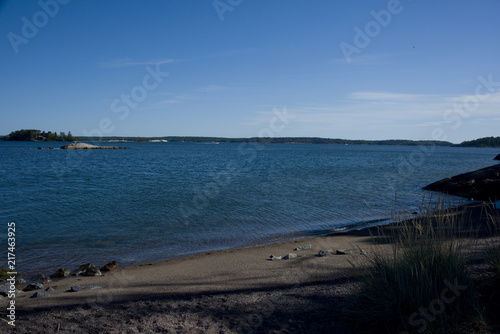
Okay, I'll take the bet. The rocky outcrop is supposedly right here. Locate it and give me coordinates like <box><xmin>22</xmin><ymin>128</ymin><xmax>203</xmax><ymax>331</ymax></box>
<box><xmin>495</xmin><ymin>154</ymin><xmax>500</xmax><ymax>161</ymax></box>
<box><xmin>423</xmin><ymin>164</ymin><xmax>500</xmax><ymax>201</ymax></box>
<box><xmin>60</xmin><ymin>143</ymin><xmax>129</xmax><ymax>150</ymax></box>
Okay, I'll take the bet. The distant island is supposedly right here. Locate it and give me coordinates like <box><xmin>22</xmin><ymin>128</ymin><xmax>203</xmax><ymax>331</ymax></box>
<box><xmin>453</xmin><ymin>136</ymin><xmax>500</xmax><ymax>148</ymax></box>
<box><xmin>2</xmin><ymin>129</ymin><xmax>500</xmax><ymax>148</ymax></box>
<box><xmin>4</xmin><ymin>129</ymin><xmax>79</xmax><ymax>142</ymax></box>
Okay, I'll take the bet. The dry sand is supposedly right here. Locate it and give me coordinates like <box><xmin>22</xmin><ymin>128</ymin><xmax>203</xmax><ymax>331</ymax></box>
<box><xmin>2</xmin><ymin>202</ymin><xmax>498</xmax><ymax>333</ymax></box>
<box><xmin>2</xmin><ymin>232</ymin><xmax>381</xmax><ymax>333</ymax></box>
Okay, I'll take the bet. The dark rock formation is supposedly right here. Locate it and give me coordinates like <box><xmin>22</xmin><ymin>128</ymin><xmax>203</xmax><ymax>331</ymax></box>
<box><xmin>495</xmin><ymin>154</ymin><xmax>500</xmax><ymax>161</ymax></box>
<box><xmin>423</xmin><ymin>164</ymin><xmax>500</xmax><ymax>201</ymax></box>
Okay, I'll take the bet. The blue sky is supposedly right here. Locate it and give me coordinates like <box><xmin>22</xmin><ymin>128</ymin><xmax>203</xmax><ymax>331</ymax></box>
<box><xmin>1</xmin><ymin>0</ymin><xmax>499</xmax><ymax>143</ymax></box>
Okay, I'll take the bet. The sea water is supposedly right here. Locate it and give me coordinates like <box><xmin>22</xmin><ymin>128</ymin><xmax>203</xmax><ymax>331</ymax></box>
<box><xmin>0</xmin><ymin>141</ymin><xmax>497</xmax><ymax>275</ymax></box>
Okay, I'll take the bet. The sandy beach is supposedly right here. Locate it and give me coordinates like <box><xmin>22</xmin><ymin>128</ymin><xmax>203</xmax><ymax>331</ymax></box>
<box><xmin>3</xmin><ymin>202</ymin><xmax>499</xmax><ymax>333</ymax></box>
<box><xmin>4</xmin><ymin>229</ymin><xmax>382</xmax><ymax>333</ymax></box>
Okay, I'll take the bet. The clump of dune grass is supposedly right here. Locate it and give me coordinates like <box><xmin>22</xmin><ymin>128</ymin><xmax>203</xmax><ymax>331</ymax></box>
<box><xmin>487</xmin><ymin>245</ymin><xmax>500</xmax><ymax>275</ymax></box>
<box><xmin>344</xmin><ymin>199</ymin><xmax>489</xmax><ymax>334</ymax></box>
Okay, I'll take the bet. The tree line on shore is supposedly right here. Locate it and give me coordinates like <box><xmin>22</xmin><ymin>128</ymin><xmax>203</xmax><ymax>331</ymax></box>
<box><xmin>4</xmin><ymin>129</ymin><xmax>79</xmax><ymax>142</ymax></box>
<box><xmin>2</xmin><ymin>129</ymin><xmax>500</xmax><ymax>147</ymax></box>
<box><xmin>454</xmin><ymin>136</ymin><xmax>500</xmax><ymax>148</ymax></box>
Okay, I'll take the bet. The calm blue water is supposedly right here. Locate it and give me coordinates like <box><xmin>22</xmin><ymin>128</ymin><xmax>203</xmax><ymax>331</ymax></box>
<box><xmin>0</xmin><ymin>141</ymin><xmax>498</xmax><ymax>276</ymax></box>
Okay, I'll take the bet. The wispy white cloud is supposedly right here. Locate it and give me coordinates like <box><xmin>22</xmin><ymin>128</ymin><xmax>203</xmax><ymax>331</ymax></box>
<box><xmin>349</xmin><ymin>91</ymin><xmax>426</xmax><ymax>101</ymax></box>
<box><xmin>247</xmin><ymin>90</ymin><xmax>500</xmax><ymax>140</ymax></box>
<box><xmin>155</xmin><ymin>93</ymin><xmax>193</xmax><ymax>105</ymax></box>
<box><xmin>330</xmin><ymin>52</ymin><xmax>416</xmax><ymax>66</ymax></box>
<box><xmin>193</xmin><ymin>85</ymin><xmax>228</xmax><ymax>93</ymax></box>
<box><xmin>100</xmin><ymin>58</ymin><xmax>175</xmax><ymax>68</ymax></box>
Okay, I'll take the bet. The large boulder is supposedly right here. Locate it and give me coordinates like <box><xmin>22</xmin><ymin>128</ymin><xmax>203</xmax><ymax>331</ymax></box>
<box><xmin>423</xmin><ymin>164</ymin><xmax>500</xmax><ymax>201</ymax></box>
<box><xmin>495</xmin><ymin>154</ymin><xmax>500</xmax><ymax>161</ymax></box>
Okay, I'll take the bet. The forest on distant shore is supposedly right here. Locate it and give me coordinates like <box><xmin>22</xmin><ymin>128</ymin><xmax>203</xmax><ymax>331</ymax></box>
<box><xmin>2</xmin><ymin>129</ymin><xmax>499</xmax><ymax>148</ymax></box>
<box><xmin>4</xmin><ymin>129</ymin><xmax>79</xmax><ymax>142</ymax></box>
<box><xmin>453</xmin><ymin>136</ymin><xmax>500</xmax><ymax>148</ymax></box>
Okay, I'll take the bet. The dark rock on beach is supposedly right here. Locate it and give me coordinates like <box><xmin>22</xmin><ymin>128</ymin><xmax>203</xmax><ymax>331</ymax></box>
<box><xmin>78</xmin><ymin>263</ymin><xmax>94</xmax><ymax>272</ymax></box>
<box><xmin>0</xmin><ymin>283</ymin><xmax>18</xmax><ymax>296</ymax></box>
<box><xmin>84</xmin><ymin>267</ymin><xmax>102</xmax><ymax>276</ymax></box>
<box><xmin>423</xmin><ymin>163</ymin><xmax>500</xmax><ymax>201</ymax></box>
<box><xmin>294</xmin><ymin>244</ymin><xmax>311</xmax><ymax>251</ymax></box>
<box><xmin>318</xmin><ymin>250</ymin><xmax>334</xmax><ymax>257</ymax></box>
<box><xmin>76</xmin><ymin>264</ymin><xmax>102</xmax><ymax>276</ymax></box>
<box><xmin>22</xmin><ymin>283</ymin><xmax>44</xmax><ymax>292</ymax></box>
<box><xmin>60</xmin><ymin>143</ymin><xmax>129</xmax><ymax>150</ymax></box>
<box><xmin>100</xmin><ymin>261</ymin><xmax>117</xmax><ymax>272</ymax></box>
<box><xmin>30</xmin><ymin>291</ymin><xmax>50</xmax><ymax>298</ymax></box>
<box><xmin>283</xmin><ymin>253</ymin><xmax>297</xmax><ymax>260</ymax></box>
<box><xmin>53</xmin><ymin>268</ymin><xmax>71</xmax><ymax>278</ymax></box>
<box><xmin>70</xmin><ymin>285</ymin><xmax>102</xmax><ymax>292</ymax></box>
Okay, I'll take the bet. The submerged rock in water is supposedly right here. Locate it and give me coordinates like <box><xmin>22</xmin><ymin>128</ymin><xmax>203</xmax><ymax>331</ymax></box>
<box><xmin>495</xmin><ymin>154</ymin><xmax>500</xmax><ymax>161</ymax></box>
<box><xmin>423</xmin><ymin>164</ymin><xmax>500</xmax><ymax>201</ymax></box>
<box><xmin>60</xmin><ymin>143</ymin><xmax>129</xmax><ymax>150</ymax></box>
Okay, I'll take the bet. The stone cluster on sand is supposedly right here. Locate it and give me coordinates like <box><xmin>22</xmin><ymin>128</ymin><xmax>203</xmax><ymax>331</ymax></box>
<box><xmin>268</xmin><ymin>244</ymin><xmax>360</xmax><ymax>261</ymax></box>
<box><xmin>0</xmin><ymin>261</ymin><xmax>118</xmax><ymax>299</ymax></box>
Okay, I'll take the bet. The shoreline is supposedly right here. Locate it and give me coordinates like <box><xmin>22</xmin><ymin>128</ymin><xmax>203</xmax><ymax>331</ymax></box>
<box><xmin>15</xmin><ymin>201</ymin><xmax>469</xmax><ymax>280</ymax></box>
<box><xmin>3</xmin><ymin>201</ymin><xmax>498</xmax><ymax>333</ymax></box>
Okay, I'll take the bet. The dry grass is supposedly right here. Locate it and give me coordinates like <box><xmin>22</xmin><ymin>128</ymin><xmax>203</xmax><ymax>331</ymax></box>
<box><xmin>344</xmin><ymin>199</ymin><xmax>500</xmax><ymax>334</ymax></box>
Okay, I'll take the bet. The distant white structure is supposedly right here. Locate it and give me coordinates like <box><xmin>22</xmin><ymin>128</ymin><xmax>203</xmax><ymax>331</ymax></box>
<box><xmin>149</xmin><ymin>139</ymin><xmax>169</xmax><ymax>143</ymax></box>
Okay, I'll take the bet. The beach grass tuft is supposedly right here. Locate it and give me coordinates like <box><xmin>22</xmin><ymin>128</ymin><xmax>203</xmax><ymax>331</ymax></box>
<box><xmin>343</xmin><ymin>199</ymin><xmax>499</xmax><ymax>333</ymax></box>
